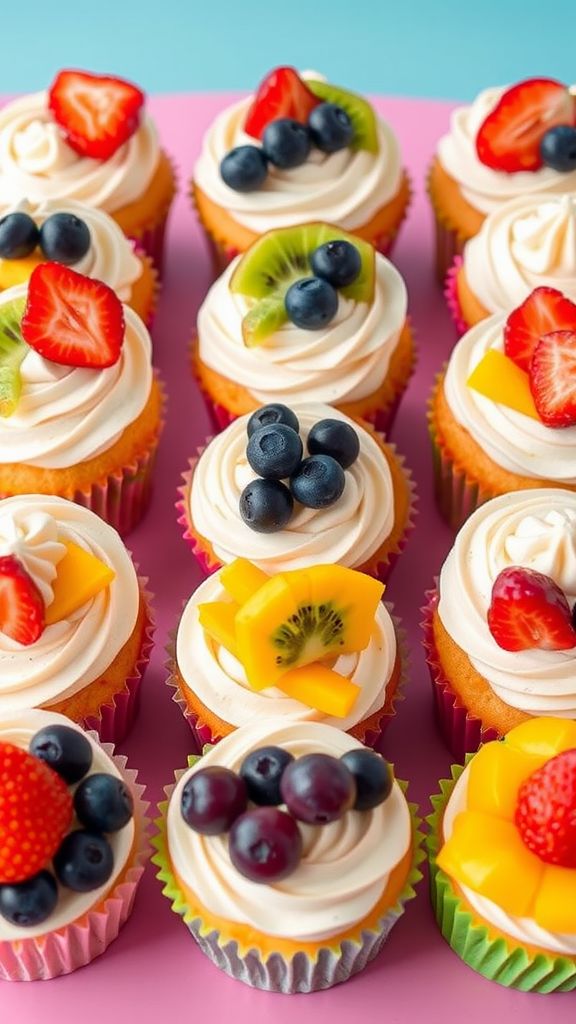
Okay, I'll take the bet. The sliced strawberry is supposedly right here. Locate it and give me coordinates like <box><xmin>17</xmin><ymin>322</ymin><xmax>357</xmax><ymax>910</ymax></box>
<box><xmin>0</xmin><ymin>555</ymin><xmax>45</xmax><ymax>646</ymax></box>
<box><xmin>529</xmin><ymin>329</ymin><xmax>576</xmax><ymax>427</ymax></box>
<box><xmin>487</xmin><ymin>566</ymin><xmax>576</xmax><ymax>652</ymax></box>
<box><xmin>48</xmin><ymin>69</ymin><xmax>144</xmax><ymax>160</ymax></box>
<box><xmin>516</xmin><ymin>750</ymin><xmax>576</xmax><ymax>867</ymax></box>
<box><xmin>504</xmin><ymin>287</ymin><xmax>576</xmax><ymax>372</ymax></box>
<box><xmin>476</xmin><ymin>78</ymin><xmax>575</xmax><ymax>173</ymax></box>
<box><xmin>244</xmin><ymin>67</ymin><xmax>321</xmax><ymax>140</ymax></box>
<box><xmin>21</xmin><ymin>263</ymin><xmax>125</xmax><ymax>369</ymax></box>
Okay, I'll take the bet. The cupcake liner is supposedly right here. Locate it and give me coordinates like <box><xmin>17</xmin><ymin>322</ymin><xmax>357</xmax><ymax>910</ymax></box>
<box><xmin>444</xmin><ymin>256</ymin><xmax>468</xmax><ymax>337</ymax></box>
<box><xmin>426</xmin><ymin>160</ymin><xmax>470</xmax><ymax>284</ymax></box>
<box><xmin>427</xmin><ymin>764</ymin><xmax>576</xmax><ymax>992</ymax></box>
<box><xmin>0</xmin><ymin>739</ymin><xmax>149</xmax><ymax>982</ymax></box>
<box><xmin>133</xmin><ymin>245</ymin><xmax>161</xmax><ymax>330</ymax></box>
<box><xmin>152</xmin><ymin>769</ymin><xmax>424</xmax><ymax>993</ymax></box>
<box><xmin>127</xmin><ymin>155</ymin><xmax>178</xmax><ymax>276</ymax></box>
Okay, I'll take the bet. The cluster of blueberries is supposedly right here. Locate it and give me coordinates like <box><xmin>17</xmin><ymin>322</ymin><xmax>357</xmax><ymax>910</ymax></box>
<box><xmin>0</xmin><ymin>211</ymin><xmax>92</xmax><ymax>265</ymax></box>
<box><xmin>284</xmin><ymin>238</ymin><xmax>362</xmax><ymax>331</ymax></box>
<box><xmin>180</xmin><ymin>744</ymin><xmax>393</xmax><ymax>883</ymax></box>
<box><xmin>540</xmin><ymin>125</ymin><xmax>576</xmax><ymax>172</ymax></box>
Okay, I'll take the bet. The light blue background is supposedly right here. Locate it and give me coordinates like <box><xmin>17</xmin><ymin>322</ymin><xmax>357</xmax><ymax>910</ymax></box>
<box><xmin>2</xmin><ymin>0</ymin><xmax>573</xmax><ymax>100</ymax></box>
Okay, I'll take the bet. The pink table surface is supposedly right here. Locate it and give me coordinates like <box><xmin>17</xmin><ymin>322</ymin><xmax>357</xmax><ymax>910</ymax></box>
<box><xmin>2</xmin><ymin>93</ymin><xmax>573</xmax><ymax>1023</ymax></box>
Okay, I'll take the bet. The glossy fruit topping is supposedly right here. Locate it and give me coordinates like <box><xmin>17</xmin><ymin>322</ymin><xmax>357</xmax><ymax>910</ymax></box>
<box><xmin>504</xmin><ymin>286</ymin><xmax>576</xmax><ymax>372</ymax></box>
<box><xmin>530</xmin><ymin>329</ymin><xmax>576</xmax><ymax>427</ymax></box>
<box><xmin>247</xmin><ymin>403</ymin><xmax>300</xmax><ymax>438</ymax></box>
<box><xmin>280</xmin><ymin>753</ymin><xmax>356</xmax><ymax>824</ymax></box>
<box><xmin>307</xmin><ymin>418</ymin><xmax>360</xmax><ymax>469</ymax></box>
<box><xmin>0</xmin><ymin>870</ymin><xmax>58</xmax><ymax>927</ymax></box>
<box><xmin>540</xmin><ymin>124</ymin><xmax>576</xmax><ymax>172</ymax></box>
<box><xmin>53</xmin><ymin>830</ymin><xmax>114</xmax><ymax>892</ymax></box>
<box><xmin>0</xmin><ymin>298</ymin><xmax>28</xmax><ymax>418</ymax></box>
<box><xmin>476</xmin><ymin>78</ymin><xmax>575</xmax><ymax>173</ymax></box>
<box><xmin>29</xmin><ymin>724</ymin><xmax>93</xmax><ymax>785</ymax></box>
<box><xmin>246</xmin><ymin>423</ymin><xmax>303</xmax><ymax>480</ymax></box>
<box><xmin>45</xmin><ymin>541</ymin><xmax>115</xmax><ymax>626</ymax></box>
<box><xmin>306</xmin><ymin>79</ymin><xmax>379</xmax><ymax>153</ymax></box>
<box><xmin>0</xmin><ymin>555</ymin><xmax>45</xmax><ymax>646</ymax></box>
<box><xmin>220</xmin><ymin>145</ymin><xmax>269</xmax><ymax>192</ymax></box>
<box><xmin>487</xmin><ymin>566</ymin><xmax>576</xmax><ymax>652</ymax></box>
<box><xmin>48</xmin><ymin>70</ymin><xmax>145</xmax><ymax>160</ymax></box>
<box><xmin>239</xmin><ymin>746</ymin><xmax>294</xmax><ymax>806</ymax></box>
<box><xmin>308</xmin><ymin>102</ymin><xmax>354</xmax><ymax>153</ymax></box>
<box><xmin>180</xmin><ymin>766</ymin><xmax>247</xmax><ymax>835</ymax></box>
<box><xmin>228</xmin><ymin>806</ymin><xmax>303</xmax><ymax>882</ymax></box>
<box><xmin>290</xmin><ymin>453</ymin><xmax>345</xmax><ymax>508</ymax></box>
<box><xmin>340</xmin><ymin>749</ymin><xmax>393</xmax><ymax>811</ymax></box>
<box><xmin>74</xmin><ymin>773</ymin><xmax>134</xmax><ymax>833</ymax></box>
<box><xmin>220</xmin><ymin>558</ymin><xmax>269</xmax><ymax>604</ymax></box>
<box><xmin>262</xmin><ymin>118</ymin><xmax>311</xmax><ymax>169</ymax></box>
<box><xmin>244</xmin><ymin>67</ymin><xmax>320</xmax><ymax>141</ymax></box>
<box><xmin>39</xmin><ymin>212</ymin><xmax>91</xmax><ymax>266</ymax></box>
<box><xmin>516</xmin><ymin>749</ymin><xmax>576</xmax><ymax>867</ymax></box>
<box><xmin>0</xmin><ymin>213</ymin><xmax>39</xmax><ymax>260</ymax></box>
<box><xmin>310</xmin><ymin>239</ymin><xmax>361</xmax><ymax>289</ymax></box>
<box><xmin>239</xmin><ymin>478</ymin><xmax>294</xmax><ymax>533</ymax></box>
<box><xmin>284</xmin><ymin>277</ymin><xmax>339</xmax><ymax>330</ymax></box>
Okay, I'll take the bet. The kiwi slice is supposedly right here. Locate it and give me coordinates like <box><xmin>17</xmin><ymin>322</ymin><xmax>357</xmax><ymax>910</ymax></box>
<box><xmin>306</xmin><ymin>80</ymin><xmax>379</xmax><ymax>154</ymax></box>
<box><xmin>242</xmin><ymin>295</ymin><xmax>291</xmax><ymax>348</ymax></box>
<box><xmin>0</xmin><ymin>298</ymin><xmax>27</xmax><ymax>417</ymax></box>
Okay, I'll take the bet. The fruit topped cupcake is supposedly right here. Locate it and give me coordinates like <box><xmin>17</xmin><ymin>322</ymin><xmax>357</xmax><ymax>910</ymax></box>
<box><xmin>192</xmin><ymin>67</ymin><xmax>410</xmax><ymax>272</ymax></box>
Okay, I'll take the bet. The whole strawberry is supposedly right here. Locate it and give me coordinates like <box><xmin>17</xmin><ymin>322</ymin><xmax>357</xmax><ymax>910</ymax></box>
<box><xmin>516</xmin><ymin>749</ymin><xmax>576</xmax><ymax>867</ymax></box>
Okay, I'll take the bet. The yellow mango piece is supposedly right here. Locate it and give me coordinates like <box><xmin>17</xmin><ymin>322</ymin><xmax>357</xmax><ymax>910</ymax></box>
<box><xmin>45</xmin><ymin>542</ymin><xmax>115</xmax><ymax>625</ymax></box>
<box><xmin>437</xmin><ymin>811</ymin><xmax>544</xmax><ymax>916</ymax></box>
<box><xmin>279</xmin><ymin>664</ymin><xmax>360</xmax><ymax>718</ymax></box>
<box><xmin>467</xmin><ymin>349</ymin><xmax>540</xmax><ymax>421</ymax></box>
<box><xmin>0</xmin><ymin>252</ymin><xmax>44</xmax><ymax>289</ymax></box>
<box><xmin>505</xmin><ymin>718</ymin><xmax>576</xmax><ymax>759</ymax></box>
<box><xmin>197</xmin><ymin>601</ymin><xmax>239</xmax><ymax>657</ymax></box>
<box><xmin>466</xmin><ymin>741</ymin><xmax>545</xmax><ymax>820</ymax></box>
<box><xmin>219</xmin><ymin>559</ymin><xmax>269</xmax><ymax>605</ymax></box>
<box><xmin>533</xmin><ymin>865</ymin><xmax>576</xmax><ymax>933</ymax></box>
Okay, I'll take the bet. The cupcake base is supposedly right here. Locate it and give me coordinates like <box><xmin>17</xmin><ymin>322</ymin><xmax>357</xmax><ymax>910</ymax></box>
<box><xmin>112</xmin><ymin>150</ymin><xmax>177</xmax><ymax>275</ymax></box>
<box><xmin>427</xmin><ymin>158</ymin><xmax>484</xmax><ymax>283</ymax></box>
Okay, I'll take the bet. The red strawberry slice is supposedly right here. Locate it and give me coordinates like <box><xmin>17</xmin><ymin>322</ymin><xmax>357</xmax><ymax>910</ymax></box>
<box><xmin>504</xmin><ymin>287</ymin><xmax>576</xmax><ymax>372</ymax></box>
<box><xmin>244</xmin><ymin>67</ymin><xmax>321</xmax><ymax>140</ymax></box>
<box><xmin>516</xmin><ymin>749</ymin><xmax>576</xmax><ymax>867</ymax></box>
<box><xmin>21</xmin><ymin>262</ymin><xmax>125</xmax><ymax>369</ymax></box>
<box><xmin>48</xmin><ymin>69</ymin><xmax>144</xmax><ymax>160</ymax></box>
<box><xmin>476</xmin><ymin>78</ymin><xmax>575</xmax><ymax>172</ymax></box>
<box><xmin>487</xmin><ymin>566</ymin><xmax>576</xmax><ymax>652</ymax></box>
<box><xmin>0</xmin><ymin>555</ymin><xmax>45</xmax><ymax>646</ymax></box>
<box><xmin>530</xmin><ymin>329</ymin><xmax>576</xmax><ymax>427</ymax></box>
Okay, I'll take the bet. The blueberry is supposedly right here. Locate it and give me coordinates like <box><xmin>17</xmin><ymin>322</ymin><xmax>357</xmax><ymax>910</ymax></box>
<box><xmin>290</xmin><ymin>454</ymin><xmax>345</xmax><ymax>509</ymax></box>
<box><xmin>540</xmin><ymin>125</ymin><xmax>576</xmax><ymax>172</ymax></box>
<box><xmin>220</xmin><ymin>146</ymin><xmax>268</xmax><ymax>192</ymax></box>
<box><xmin>239</xmin><ymin>478</ymin><xmax>293</xmax><ymax>532</ymax></box>
<box><xmin>74</xmin><ymin>773</ymin><xmax>134</xmax><ymax>833</ymax></box>
<box><xmin>285</xmin><ymin>277</ymin><xmax>338</xmax><ymax>330</ymax></box>
<box><xmin>0</xmin><ymin>870</ymin><xmax>58</xmax><ymax>927</ymax></box>
<box><xmin>340</xmin><ymin>749</ymin><xmax>393</xmax><ymax>811</ymax></box>
<box><xmin>307</xmin><ymin>418</ymin><xmax>360</xmax><ymax>469</ymax></box>
<box><xmin>30</xmin><ymin>724</ymin><xmax>93</xmax><ymax>785</ymax></box>
<box><xmin>239</xmin><ymin>746</ymin><xmax>294</xmax><ymax>805</ymax></box>
<box><xmin>54</xmin><ymin>830</ymin><xmax>114</xmax><ymax>892</ymax></box>
<box><xmin>308</xmin><ymin>103</ymin><xmax>354</xmax><ymax>153</ymax></box>
<box><xmin>246</xmin><ymin>423</ymin><xmax>303</xmax><ymax>479</ymax></box>
<box><xmin>262</xmin><ymin>118</ymin><xmax>311</xmax><ymax>169</ymax></box>
<box><xmin>247</xmin><ymin>404</ymin><xmax>300</xmax><ymax>438</ymax></box>
<box><xmin>39</xmin><ymin>212</ymin><xmax>91</xmax><ymax>265</ymax></box>
<box><xmin>311</xmin><ymin>240</ymin><xmax>361</xmax><ymax>288</ymax></box>
<box><xmin>0</xmin><ymin>212</ymin><xmax>39</xmax><ymax>259</ymax></box>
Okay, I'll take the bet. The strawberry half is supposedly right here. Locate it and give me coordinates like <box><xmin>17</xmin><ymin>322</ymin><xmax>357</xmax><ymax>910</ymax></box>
<box><xmin>0</xmin><ymin>555</ymin><xmax>45</xmax><ymax>646</ymax></box>
<box><xmin>48</xmin><ymin>69</ymin><xmax>145</xmax><ymax>160</ymax></box>
<box><xmin>21</xmin><ymin>263</ymin><xmax>125</xmax><ymax>369</ymax></box>
<box><xmin>529</xmin><ymin>329</ymin><xmax>576</xmax><ymax>427</ymax></box>
<box><xmin>487</xmin><ymin>566</ymin><xmax>576</xmax><ymax>652</ymax></box>
<box><xmin>476</xmin><ymin>78</ymin><xmax>575</xmax><ymax>173</ymax></box>
<box><xmin>516</xmin><ymin>749</ymin><xmax>576</xmax><ymax>867</ymax></box>
<box><xmin>504</xmin><ymin>287</ymin><xmax>576</xmax><ymax>372</ymax></box>
<box><xmin>244</xmin><ymin>67</ymin><xmax>321</xmax><ymax>140</ymax></box>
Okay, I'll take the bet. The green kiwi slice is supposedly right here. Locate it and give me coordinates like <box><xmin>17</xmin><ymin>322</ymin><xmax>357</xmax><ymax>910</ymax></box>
<box><xmin>0</xmin><ymin>298</ymin><xmax>27</xmax><ymax>417</ymax></box>
<box><xmin>306</xmin><ymin>80</ymin><xmax>379</xmax><ymax>155</ymax></box>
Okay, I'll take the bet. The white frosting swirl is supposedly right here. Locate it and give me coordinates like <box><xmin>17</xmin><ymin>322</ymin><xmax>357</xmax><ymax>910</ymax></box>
<box><xmin>0</xmin><ymin>495</ymin><xmax>139</xmax><ymax>710</ymax></box>
<box><xmin>0</xmin><ymin>708</ymin><xmax>134</xmax><ymax>941</ymax></box>
<box><xmin>189</xmin><ymin>404</ymin><xmax>395</xmax><ymax>571</ymax></box>
<box><xmin>437</xmin><ymin>85</ymin><xmax>576</xmax><ymax>216</ymax></box>
<box><xmin>444</xmin><ymin>314</ymin><xmax>576</xmax><ymax>482</ymax></box>
<box><xmin>0</xmin><ymin>92</ymin><xmax>160</xmax><ymax>214</ymax></box>
<box><xmin>443</xmin><ymin>764</ymin><xmax>576</xmax><ymax>954</ymax></box>
<box><xmin>176</xmin><ymin>571</ymin><xmax>397</xmax><ymax>730</ymax></box>
<box><xmin>438</xmin><ymin>489</ymin><xmax>576</xmax><ymax>716</ymax></box>
<box><xmin>198</xmin><ymin>253</ymin><xmax>407</xmax><ymax>404</ymax></box>
<box><xmin>0</xmin><ymin>282</ymin><xmax>153</xmax><ymax>469</ymax></box>
<box><xmin>167</xmin><ymin>718</ymin><xmax>411</xmax><ymax>942</ymax></box>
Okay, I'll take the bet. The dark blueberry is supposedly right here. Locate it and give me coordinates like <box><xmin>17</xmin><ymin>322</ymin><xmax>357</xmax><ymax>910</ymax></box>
<box><xmin>340</xmin><ymin>749</ymin><xmax>393</xmax><ymax>811</ymax></box>
<box><xmin>311</xmin><ymin>240</ymin><xmax>361</xmax><ymax>288</ymax></box>
<box><xmin>246</xmin><ymin>423</ymin><xmax>303</xmax><ymax>479</ymax></box>
<box><xmin>74</xmin><ymin>773</ymin><xmax>134</xmax><ymax>833</ymax></box>
<box><xmin>54</xmin><ymin>830</ymin><xmax>114</xmax><ymax>892</ymax></box>
<box><xmin>239</xmin><ymin>478</ymin><xmax>293</xmax><ymax>532</ymax></box>
<box><xmin>39</xmin><ymin>213</ymin><xmax>91</xmax><ymax>265</ymax></box>
<box><xmin>308</xmin><ymin>103</ymin><xmax>354</xmax><ymax>153</ymax></box>
<box><xmin>540</xmin><ymin>125</ymin><xmax>576</xmax><ymax>173</ymax></box>
<box><xmin>290</xmin><ymin>454</ymin><xmax>345</xmax><ymax>509</ymax></box>
<box><xmin>239</xmin><ymin>746</ymin><xmax>295</xmax><ymax>806</ymax></box>
<box><xmin>180</xmin><ymin>766</ymin><xmax>247</xmax><ymax>835</ymax></box>
<box><xmin>29</xmin><ymin>724</ymin><xmax>93</xmax><ymax>784</ymax></box>
<box><xmin>220</xmin><ymin>146</ymin><xmax>268</xmax><ymax>192</ymax></box>
<box><xmin>247</xmin><ymin>403</ymin><xmax>300</xmax><ymax>438</ymax></box>
<box><xmin>262</xmin><ymin>118</ymin><xmax>311</xmax><ymax>169</ymax></box>
<box><xmin>0</xmin><ymin>212</ymin><xmax>39</xmax><ymax>259</ymax></box>
<box><xmin>280</xmin><ymin>753</ymin><xmax>356</xmax><ymax>824</ymax></box>
<box><xmin>229</xmin><ymin>807</ymin><xmax>302</xmax><ymax>882</ymax></box>
<box><xmin>307</xmin><ymin>418</ymin><xmax>360</xmax><ymax>469</ymax></box>
<box><xmin>284</xmin><ymin>277</ymin><xmax>338</xmax><ymax>330</ymax></box>
<box><xmin>0</xmin><ymin>870</ymin><xmax>57</xmax><ymax>927</ymax></box>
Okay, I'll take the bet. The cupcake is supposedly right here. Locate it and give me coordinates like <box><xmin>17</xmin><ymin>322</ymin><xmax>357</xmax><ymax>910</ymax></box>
<box><xmin>0</xmin><ymin>493</ymin><xmax>153</xmax><ymax>742</ymax></box>
<box><xmin>153</xmin><ymin>718</ymin><xmax>422</xmax><ymax>993</ymax></box>
<box><xmin>0</xmin><ymin>708</ymin><xmax>147</xmax><ymax>981</ymax></box>
<box><xmin>0</xmin><ymin>199</ymin><xmax>157</xmax><ymax>325</ymax></box>
<box><xmin>428</xmin><ymin>718</ymin><xmax>576</xmax><ymax>991</ymax></box>
<box><xmin>192</xmin><ymin>223</ymin><xmax>413</xmax><ymax>432</ymax></box>
<box><xmin>0</xmin><ymin>262</ymin><xmax>163</xmax><ymax>535</ymax></box>
<box><xmin>429</xmin><ymin>77</ymin><xmax>576</xmax><ymax>280</ymax></box>
<box><xmin>423</xmin><ymin>488</ymin><xmax>576</xmax><ymax>760</ymax></box>
<box><xmin>0</xmin><ymin>70</ymin><xmax>176</xmax><ymax>269</ymax></box>
<box><xmin>167</xmin><ymin>559</ymin><xmax>404</xmax><ymax>749</ymax></box>
<box><xmin>191</xmin><ymin>66</ymin><xmax>410</xmax><ymax>273</ymax></box>
<box><xmin>177</xmin><ymin>402</ymin><xmax>415</xmax><ymax>583</ymax></box>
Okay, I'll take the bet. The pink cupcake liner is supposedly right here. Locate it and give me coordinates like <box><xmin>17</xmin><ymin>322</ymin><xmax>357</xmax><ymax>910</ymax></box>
<box><xmin>132</xmin><ymin>245</ymin><xmax>160</xmax><ymax>331</ymax></box>
<box><xmin>444</xmin><ymin>256</ymin><xmax>468</xmax><ymax>337</ymax></box>
<box><xmin>0</xmin><ymin>741</ymin><xmax>149</xmax><ymax>981</ymax></box>
<box><xmin>127</xmin><ymin>154</ymin><xmax>178</xmax><ymax>277</ymax></box>
<box><xmin>421</xmin><ymin>587</ymin><xmax>500</xmax><ymax>761</ymax></box>
<box><xmin>71</xmin><ymin>443</ymin><xmax>158</xmax><ymax>538</ymax></box>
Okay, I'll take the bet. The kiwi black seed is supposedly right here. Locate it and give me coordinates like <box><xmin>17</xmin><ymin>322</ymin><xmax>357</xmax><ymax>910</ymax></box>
<box><xmin>272</xmin><ymin>602</ymin><xmax>345</xmax><ymax>666</ymax></box>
